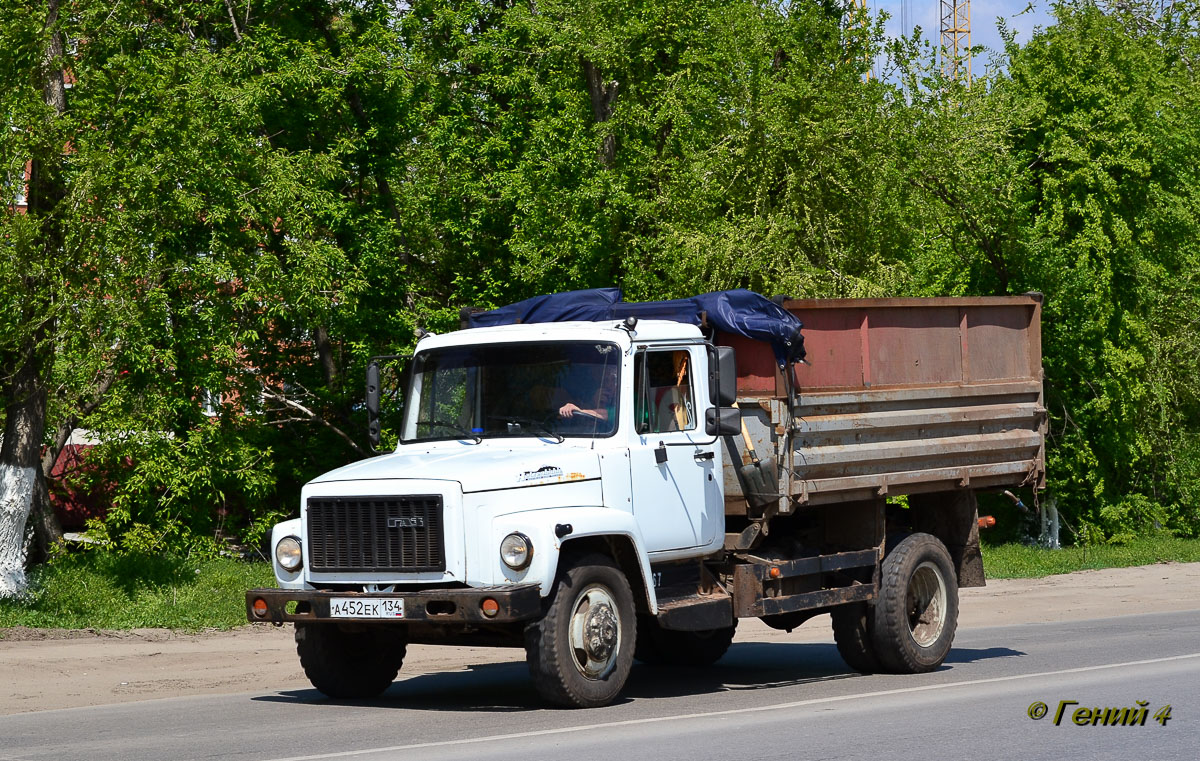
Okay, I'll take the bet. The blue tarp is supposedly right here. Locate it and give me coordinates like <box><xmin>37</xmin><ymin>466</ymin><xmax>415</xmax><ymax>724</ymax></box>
<box><xmin>466</xmin><ymin>288</ymin><xmax>805</xmax><ymax>367</ymax></box>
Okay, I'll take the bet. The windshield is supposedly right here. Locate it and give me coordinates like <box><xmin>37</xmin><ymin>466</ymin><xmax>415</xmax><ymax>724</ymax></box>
<box><xmin>401</xmin><ymin>341</ymin><xmax>621</xmax><ymax>443</ymax></box>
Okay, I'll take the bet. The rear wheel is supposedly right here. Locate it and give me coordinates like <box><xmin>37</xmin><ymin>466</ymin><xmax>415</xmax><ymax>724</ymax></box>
<box><xmin>295</xmin><ymin>623</ymin><xmax>407</xmax><ymax>699</ymax></box>
<box><xmin>525</xmin><ymin>553</ymin><xmax>636</xmax><ymax>708</ymax></box>
<box><xmin>870</xmin><ymin>532</ymin><xmax>958</xmax><ymax>673</ymax></box>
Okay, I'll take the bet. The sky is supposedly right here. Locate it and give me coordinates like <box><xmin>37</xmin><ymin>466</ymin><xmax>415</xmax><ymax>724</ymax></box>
<box><xmin>870</xmin><ymin>0</ymin><xmax>1059</xmax><ymax>76</ymax></box>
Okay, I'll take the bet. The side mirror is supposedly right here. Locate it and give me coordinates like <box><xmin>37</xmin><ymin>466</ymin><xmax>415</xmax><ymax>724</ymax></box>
<box><xmin>708</xmin><ymin>345</ymin><xmax>737</xmax><ymax>407</ymax></box>
<box><xmin>365</xmin><ymin>353</ymin><xmax>412</xmax><ymax>455</ymax></box>
<box><xmin>705</xmin><ymin>406</ymin><xmax>740</xmax><ymax>437</ymax></box>
<box><xmin>366</xmin><ymin>360</ymin><xmax>382</xmax><ymax>452</ymax></box>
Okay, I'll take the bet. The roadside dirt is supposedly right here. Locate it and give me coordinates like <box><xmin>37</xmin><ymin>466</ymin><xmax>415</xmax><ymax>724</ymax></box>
<box><xmin>2</xmin><ymin>562</ymin><xmax>1198</xmax><ymax>715</ymax></box>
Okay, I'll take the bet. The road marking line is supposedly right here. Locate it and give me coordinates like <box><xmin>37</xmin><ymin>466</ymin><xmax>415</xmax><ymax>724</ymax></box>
<box><xmin>264</xmin><ymin>652</ymin><xmax>1200</xmax><ymax>761</ymax></box>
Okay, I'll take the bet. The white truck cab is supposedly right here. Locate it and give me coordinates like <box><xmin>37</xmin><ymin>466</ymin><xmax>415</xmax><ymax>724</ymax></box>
<box><xmin>250</xmin><ymin>316</ymin><xmax>743</xmax><ymax>708</ymax></box>
<box><xmin>273</xmin><ymin>319</ymin><xmax>729</xmax><ymax>589</ymax></box>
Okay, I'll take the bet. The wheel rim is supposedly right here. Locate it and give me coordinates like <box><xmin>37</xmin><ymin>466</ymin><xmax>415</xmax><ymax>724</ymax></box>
<box><xmin>568</xmin><ymin>584</ymin><xmax>622</xmax><ymax>680</ymax></box>
<box><xmin>906</xmin><ymin>561</ymin><xmax>948</xmax><ymax>648</ymax></box>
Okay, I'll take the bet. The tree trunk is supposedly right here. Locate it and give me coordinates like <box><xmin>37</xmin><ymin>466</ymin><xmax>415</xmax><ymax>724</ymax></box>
<box><xmin>314</xmin><ymin>325</ymin><xmax>340</xmax><ymax>392</ymax></box>
<box><xmin>0</xmin><ymin>350</ymin><xmax>48</xmax><ymax>597</ymax></box>
<box><xmin>581</xmin><ymin>58</ymin><xmax>619</xmax><ymax>166</ymax></box>
<box><xmin>0</xmin><ymin>467</ymin><xmax>36</xmax><ymax>596</ymax></box>
<box><xmin>26</xmin><ymin>417</ymin><xmax>74</xmax><ymax>564</ymax></box>
<box><xmin>27</xmin><ymin>469</ymin><xmax>60</xmax><ymax>565</ymax></box>
<box><xmin>29</xmin><ymin>372</ymin><xmax>113</xmax><ymax>561</ymax></box>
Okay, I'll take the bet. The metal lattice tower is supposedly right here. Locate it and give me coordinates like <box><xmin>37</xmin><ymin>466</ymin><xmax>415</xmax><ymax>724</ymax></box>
<box><xmin>940</xmin><ymin>0</ymin><xmax>972</xmax><ymax>84</ymax></box>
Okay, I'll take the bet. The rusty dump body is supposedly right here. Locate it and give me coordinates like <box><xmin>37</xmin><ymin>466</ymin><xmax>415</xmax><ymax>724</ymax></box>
<box><xmin>718</xmin><ymin>294</ymin><xmax>1046</xmax><ymax>514</ymax></box>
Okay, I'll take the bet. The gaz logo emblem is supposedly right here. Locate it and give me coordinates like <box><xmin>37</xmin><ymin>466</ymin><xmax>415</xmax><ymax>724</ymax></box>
<box><xmin>387</xmin><ymin>517</ymin><xmax>425</xmax><ymax>529</ymax></box>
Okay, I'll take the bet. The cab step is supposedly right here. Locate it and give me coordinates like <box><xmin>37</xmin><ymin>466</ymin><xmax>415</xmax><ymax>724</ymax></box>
<box><xmin>654</xmin><ymin>587</ymin><xmax>734</xmax><ymax>631</ymax></box>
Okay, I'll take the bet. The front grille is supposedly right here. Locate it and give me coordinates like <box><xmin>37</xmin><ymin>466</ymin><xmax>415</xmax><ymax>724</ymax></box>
<box><xmin>307</xmin><ymin>495</ymin><xmax>446</xmax><ymax>573</ymax></box>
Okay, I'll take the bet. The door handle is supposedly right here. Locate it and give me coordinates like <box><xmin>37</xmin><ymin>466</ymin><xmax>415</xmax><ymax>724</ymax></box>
<box><xmin>655</xmin><ymin>441</ymin><xmax>668</xmax><ymax>465</ymax></box>
<box><xmin>693</xmin><ymin>451</ymin><xmax>715</xmax><ymax>462</ymax></box>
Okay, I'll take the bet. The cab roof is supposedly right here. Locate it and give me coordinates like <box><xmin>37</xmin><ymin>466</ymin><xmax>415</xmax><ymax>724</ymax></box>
<box><xmin>418</xmin><ymin>319</ymin><xmax>703</xmax><ymax>352</ymax></box>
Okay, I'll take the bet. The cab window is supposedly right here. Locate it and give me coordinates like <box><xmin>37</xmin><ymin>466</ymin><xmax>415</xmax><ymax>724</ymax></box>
<box><xmin>634</xmin><ymin>349</ymin><xmax>695</xmax><ymax>434</ymax></box>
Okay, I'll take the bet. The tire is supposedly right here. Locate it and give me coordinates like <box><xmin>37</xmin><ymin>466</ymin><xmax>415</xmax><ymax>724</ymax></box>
<box><xmin>525</xmin><ymin>553</ymin><xmax>636</xmax><ymax>708</ymax></box>
<box><xmin>830</xmin><ymin>603</ymin><xmax>881</xmax><ymax>673</ymax></box>
<box><xmin>295</xmin><ymin>622</ymin><xmax>407</xmax><ymax>699</ymax></box>
<box><xmin>870</xmin><ymin>532</ymin><xmax>959</xmax><ymax>673</ymax></box>
<box><xmin>635</xmin><ymin>618</ymin><xmax>737</xmax><ymax>667</ymax></box>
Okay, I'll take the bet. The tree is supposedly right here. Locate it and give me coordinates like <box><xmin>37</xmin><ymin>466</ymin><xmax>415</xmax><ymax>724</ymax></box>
<box><xmin>4</xmin><ymin>0</ymin><xmax>1199</xmax><ymax>593</ymax></box>
<box><xmin>975</xmin><ymin>1</ymin><xmax>1200</xmax><ymax>540</ymax></box>
<box><xmin>1</xmin><ymin>1</ymin><xmax>379</xmax><ymax>592</ymax></box>
<box><xmin>1</xmin><ymin>0</ymin><xmax>69</xmax><ymax>595</ymax></box>
<box><xmin>889</xmin><ymin>0</ymin><xmax>1200</xmax><ymax>540</ymax></box>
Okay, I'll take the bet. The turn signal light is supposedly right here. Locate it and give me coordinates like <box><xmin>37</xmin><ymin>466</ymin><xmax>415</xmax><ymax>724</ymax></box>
<box><xmin>480</xmin><ymin>598</ymin><xmax>500</xmax><ymax>618</ymax></box>
<box><xmin>252</xmin><ymin>598</ymin><xmax>269</xmax><ymax>618</ymax></box>
<box><xmin>978</xmin><ymin>515</ymin><xmax>997</xmax><ymax>529</ymax></box>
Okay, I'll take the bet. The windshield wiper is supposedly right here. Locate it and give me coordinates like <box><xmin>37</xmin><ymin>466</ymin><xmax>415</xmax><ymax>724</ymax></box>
<box><xmin>425</xmin><ymin>420</ymin><xmax>482</xmax><ymax>444</ymax></box>
<box><xmin>489</xmin><ymin>415</ymin><xmax>564</xmax><ymax>443</ymax></box>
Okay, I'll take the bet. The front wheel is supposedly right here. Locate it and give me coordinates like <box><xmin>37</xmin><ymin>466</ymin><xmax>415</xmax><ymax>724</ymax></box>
<box><xmin>870</xmin><ymin>532</ymin><xmax>959</xmax><ymax>673</ymax></box>
<box><xmin>525</xmin><ymin>553</ymin><xmax>636</xmax><ymax>708</ymax></box>
<box><xmin>295</xmin><ymin>623</ymin><xmax>407</xmax><ymax>699</ymax></box>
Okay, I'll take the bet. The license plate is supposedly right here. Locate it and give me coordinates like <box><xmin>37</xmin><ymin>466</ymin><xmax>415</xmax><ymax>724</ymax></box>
<box><xmin>329</xmin><ymin>597</ymin><xmax>405</xmax><ymax>619</ymax></box>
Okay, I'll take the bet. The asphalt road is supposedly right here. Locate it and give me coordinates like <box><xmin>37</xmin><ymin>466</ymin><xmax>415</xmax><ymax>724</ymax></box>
<box><xmin>2</xmin><ymin>610</ymin><xmax>1197</xmax><ymax>761</ymax></box>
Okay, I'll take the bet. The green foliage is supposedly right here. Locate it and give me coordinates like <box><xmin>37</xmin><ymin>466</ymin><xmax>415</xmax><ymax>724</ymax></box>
<box><xmin>862</xmin><ymin>0</ymin><xmax>1200</xmax><ymax>543</ymax></box>
<box><xmin>3</xmin><ymin>0</ymin><xmax>1199</xmax><ymax>560</ymax></box>
<box><xmin>78</xmin><ymin>425</ymin><xmax>278</xmax><ymax>557</ymax></box>
<box><xmin>992</xmin><ymin>2</ymin><xmax>1200</xmax><ymax>543</ymax></box>
<box><xmin>0</xmin><ymin>552</ymin><xmax>274</xmax><ymax>630</ymax></box>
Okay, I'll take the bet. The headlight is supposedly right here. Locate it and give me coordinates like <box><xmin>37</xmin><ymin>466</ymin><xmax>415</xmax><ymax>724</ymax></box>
<box><xmin>275</xmin><ymin>536</ymin><xmax>303</xmax><ymax>572</ymax></box>
<box><xmin>500</xmin><ymin>532</ymin><xmax>532</xmax><ymax>570</ymax></box>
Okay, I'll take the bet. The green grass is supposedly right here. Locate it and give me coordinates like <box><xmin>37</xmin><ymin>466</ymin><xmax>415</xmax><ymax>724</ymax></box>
<box><xmin>0</xmin><ymin>552</ymin><xmax>274</xmax><ymax>633</ymax></box>
<box><xmin>982</xmin><ymin>536</ymin><xmax>1200</xmax><ymax>579</ymax></box>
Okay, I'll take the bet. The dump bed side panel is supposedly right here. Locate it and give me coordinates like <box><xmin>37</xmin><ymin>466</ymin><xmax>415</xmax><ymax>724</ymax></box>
<box><xmin>719</xmin><ymin>296</ymin><xmax>1046</xmax><ymax>510</ymax></box>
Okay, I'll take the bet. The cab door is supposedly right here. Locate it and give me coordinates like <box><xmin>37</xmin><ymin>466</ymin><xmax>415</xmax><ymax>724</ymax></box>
<box><xmin>628</xmin><ymin>346</ymin><xmax>722</xmax><ymax>553</ymax></box>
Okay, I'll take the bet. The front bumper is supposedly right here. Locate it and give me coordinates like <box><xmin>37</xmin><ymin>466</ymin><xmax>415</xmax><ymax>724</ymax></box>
<box><xmin>245</xmin><ymin>584</ymin><xmax>542</xmax><ymax>625</ymax></box>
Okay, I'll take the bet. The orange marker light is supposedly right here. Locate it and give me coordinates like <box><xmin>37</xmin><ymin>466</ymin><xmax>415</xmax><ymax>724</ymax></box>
<box><xmin>481</xmin><ymin>598</ymin><xmax>500</xmax><ymax>618</ymax></box>
<box><xmin>978</xmin><ymin>515</ymin><xmax>997</xmax><ymax>529</ymax></box>
<box><xmin>769</xmin><ymin>567</ymin><xmax>782</xmax><ymax>579</ymax></box>
<box><xmin>252</xmin><ymin>598</ymin><xmax>269</xmax><ymax>618</ymax></box>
